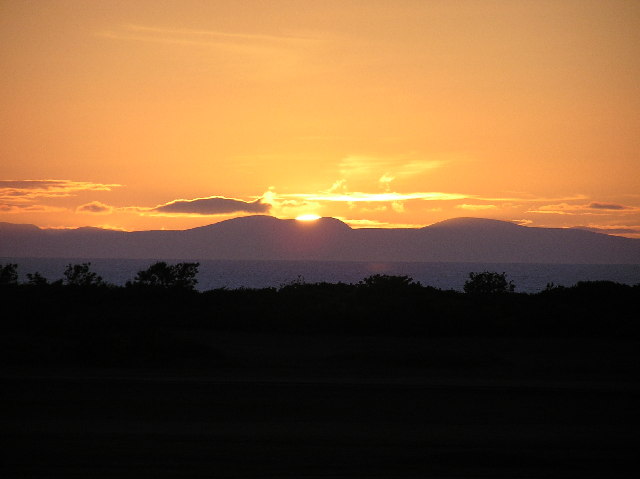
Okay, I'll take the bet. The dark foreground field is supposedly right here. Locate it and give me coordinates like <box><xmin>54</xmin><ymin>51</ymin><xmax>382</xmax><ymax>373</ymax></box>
<box><xmin>1</xmin><ymin>279</ymin><xmax>640</xmax><ymax>477</ymax></box>
<box><xmin>3</xmin><ymin>372</ymin><xmax>635</xmax><ymax>478</ymax></box>
<box><xmin>3</xmin><ymin>335</ymin><xmax>640</xmax><ymax>478</ymax></box>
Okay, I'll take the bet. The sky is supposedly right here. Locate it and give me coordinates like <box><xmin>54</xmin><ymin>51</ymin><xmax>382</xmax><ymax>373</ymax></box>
<box><xmin>1</xmin><ymin>0</ymin><xmax>640</xmax><ymax>237</ymax></box>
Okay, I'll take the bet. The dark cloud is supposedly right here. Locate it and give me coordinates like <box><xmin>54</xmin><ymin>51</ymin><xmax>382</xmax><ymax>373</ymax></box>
<box><xmin>153</xmin><ymin>196</ymin><xmax>270</xmax><ymax>215</ymax></box>
<box><xmin>588</xmin><ymin>202</ymin><xmax>629</xmax><ymax>210</ymax></box>
<box><xmin>76</xmin><ymin>201</ymin><xmax>113</xmax><ymax>214</ymax></box>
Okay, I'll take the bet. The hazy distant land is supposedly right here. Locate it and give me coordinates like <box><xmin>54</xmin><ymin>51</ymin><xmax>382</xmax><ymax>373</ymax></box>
<box><xmin>2</xmin><ymin>216</ymin><xmax>640</xmax><ymax>263</ymax></box>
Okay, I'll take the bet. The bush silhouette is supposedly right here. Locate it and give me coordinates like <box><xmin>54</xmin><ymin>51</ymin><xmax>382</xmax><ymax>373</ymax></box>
<box><xmin>359</xmin><ymin>274</ymin><xmax>420</xmax><ymax>290</ymax></box>
<box><xmin>63</xmin><ymin>263</ymin><xmax>104</xmax><ymax>287</ymax></box>
<box><xmin>129</xmin><ymin>261</ymin><xmax>199</xmax><ymax>290</ymax></box>
<box><xmin>0</xmin><ymin>263</ymin><xmax>18</xmax><ymax>286</ymax></box>
<box><xmin>26</xmin><ymin>271</ymin><xmax>49</xmax><ymax>286</ymax></box>
<box><xmin>464</xmin><ymin>271</ymin><xmax>515</xmax><ymax>294</ymax></box>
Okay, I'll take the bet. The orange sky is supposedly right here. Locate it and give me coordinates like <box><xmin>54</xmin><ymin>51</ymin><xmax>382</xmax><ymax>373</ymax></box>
<box><xmin>2</xmin><ymin>0</ymin><xmax>640</xmax><ymax>237</ymax></box>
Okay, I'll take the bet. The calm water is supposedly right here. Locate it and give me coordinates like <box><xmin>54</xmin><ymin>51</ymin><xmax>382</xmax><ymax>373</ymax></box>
<box><xmin>4</xmin><ymin>257</ymin><xmax>640</xmax><ymax>293</ymax></box>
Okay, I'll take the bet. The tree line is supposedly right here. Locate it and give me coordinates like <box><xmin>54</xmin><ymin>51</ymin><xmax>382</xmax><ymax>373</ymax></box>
<box><xmin>2</xmin><ymin>261</ymin><xmax>639</xmax><ymax>368</ymax></box>
<box><xmin>1</xmin><ymin>261</ymin><xmax>522</xmax><ymax>294</ymax></box>
<box><xmin>0</xmin><ymin>261</ymin><xmax>200</xmax><ymax>289</ymax></box>
<box><xmin>1</xmin><ymin>260</ymin><xmax>638</xmax><ymax>337</ymax></box>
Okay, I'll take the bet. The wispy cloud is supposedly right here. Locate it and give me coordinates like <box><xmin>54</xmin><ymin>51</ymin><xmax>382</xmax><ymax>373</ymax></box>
<box><xmin>0</xmin><ymin>180</ymin><xmax>119</xmax><ymax>202</ymax></box>
<box><xmin>456</xmin><ymin>204</ymin><xmax>497</xmax><ymax>211</ymax></box>
<box><xmin>0</xmin><ymin>180</ymin><xmax>120</xmax><ymax>216</ymax></box>
<box><xmin>336</xmin><ymin>217</ymin><xmax>424</xmax><ymax>229</ymax></box>
<box><xmin>97</xmin><ymin>24</ymin><xmax>316</xmax><ymax>58</ymax></box>
<box><xmin>150</xmin><ymin>196</ymin><xmax>270</xmax><ymax>216</ymax></box>
<box><xmin>572</xmin><ymin>225</ymin><xmax>640</xmax><ymax>235</ymax></box>
<box><xmin>476</xmin><ymin>194</ymin><xmax>589</xmax><ymax>203</ymax></box>
<box><xmin>338</xmin><ymin>155</ymin><xmax>447</xmax><ymax>182</ymax></box>
<box><xmin>268</xmin><ymin>154</ymin><xmax>454</xmax><ymax>216</ymax></box>
<box><xmin>530</xmin><ymin>202</ymin><xmax>640</xmax><ymax>215</ymax></box>
<box><xmin>0</xmin><ymin>204</ymin><xmax>67</xmax><ymax>214</ymax></box>
<box><xmin>530</xmin><ymin>204</ymin><xmax>588</xmax><ymax>215</ymax></box>
<box><xmin>258</xmin><ymin>185</ymin><xmax>466</xmax><ymax>221</ymax></box>
<box><xmin>97</xmin><ymin>23</ymin><xmax>323</xmax><ymax>81</ymax></box>
<box><xmin>379</xmin><ymin>173</ymin><xmax>395</xmax><ymax>191</ymax></box>
<box><xmin>588</xmin><ymin>202</ymin><xmax>630</xmax><ymax>210</ymax></box>
<box><xmin>281</xmin><ymin>191</ymin><xmax>467</xmax><ymax>203</ymax></box>
<box><xmin>120</xmin><ymin>24</ymin><xmax>311</xmax><ymax>43</ymax></box>
<box><xmin>510</xmin><ymin>219</ymin><xmax>534</xmax><ymax>226</ymax></box>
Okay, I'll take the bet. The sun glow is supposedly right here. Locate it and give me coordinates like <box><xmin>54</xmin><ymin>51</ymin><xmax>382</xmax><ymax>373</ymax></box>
<box><xmin>295</xmin><ymin>214</ymin><xmax>321</xmax><ymax>222</ymax></box>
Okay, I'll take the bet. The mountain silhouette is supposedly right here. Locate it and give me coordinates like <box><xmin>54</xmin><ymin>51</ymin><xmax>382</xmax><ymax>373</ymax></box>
<box><xmin>1</xmin><ymin>216</ymin><xmax>639</xmax><ymax>263</ymax></box>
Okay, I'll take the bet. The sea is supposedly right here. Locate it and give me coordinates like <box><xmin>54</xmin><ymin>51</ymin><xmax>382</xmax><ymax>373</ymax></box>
<box><xmin>3</xmin><ymin>258</ymin><xmax>640</xmax><ymax>293</ymax></box>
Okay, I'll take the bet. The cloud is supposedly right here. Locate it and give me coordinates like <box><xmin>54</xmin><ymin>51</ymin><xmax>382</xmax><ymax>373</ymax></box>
<box><xmin>151</xmin><ymin>196</ymin><xmax>271</xmax><ymax>216</ymax></box>
<box><xmin>336</xmin><ymin>217</ymin><xmax>424</xmax><ymax>229</ymax></box>
<box><xmin>588</xmin><ymin>202</ymin><xmax>630</xmax><ymax>210</ymax></box>
<box><xmin>510</xmin><ymin>219</ymin><xmax>534</xmax><ymax>226</ymax></box>
<box><xmin>338</xmin><ymin>155</ymin><xmax>446</xmax><ymax>181</ymax></box>
<box><xmin>94</xmin><ymin>224</ymin><xmax>130</xmax><ymax>232</ymax></box>
<box><xmin>456</xmin><ymin>204</ymin><xmax>498</xmax><ymax>210</ymax></box>
<box><xmin>530</xmin><ymin>202</ymin><xmax>640</xmax><ymax>215</ymax></box>
<box><xmin>477</xmin><ymin>194</ymin><xmax>589</xmax><ymax>203</ymax></box>
<box><xmin>327</xmin><ymin>179</ymin><xmax>348</xmax><ymax>193</ymax></box>
<box><xmin>0</xmin><ymin>180</ymin><xmax>120</xmax><ymax>203</ymax></box>
<box><xmin>391</xmin><ymin>201</ymin><xmax>405</xmax><ymax>213</ymax></box>
<box><xmin>573</xmin><ymin>226</ymin><xmax>640</xmax><ymax>235</ymax></box>
<box><xmin>0</xmin><ymin>204</ymin><xmax>66</xmax><ymax>213</ymax></box>
<box><xmin>379</xmin><ymin>173</ymin><xmax>394</xmax><ymax>191</ymax></box>
<box><xmin>270</xmin><ymin>156</ymin><xmax>452</xmax><ymax>217</ymax></box>
<box><xmin>97</xmin><ymin>24</ymin><xmax>323</xmax><ymax>82</ymax></box>
<box><xmin>76</xmin><ymin>201</ymin><xmax>113</xmax><ymax>214</ymax></box>
<box><xmin>530</xmin><ymin>203</ymin><xmax>590</xmax><ymax>215</ymax></box>
<box><xmin>97</xmin><ymin>24</ymin><xmax>316</xmax><ymax>66</ymax></box>
<box><xmin>282</xmin><ymin>191</ymin><xmax>467</xmax><ymax>203</ymax></box>
<box><xmin>119</xmin><ymin>24</ymin><xmax>312</xmax><ymax>43</ymax></box>
<box><xmin>264</xmin><ymin>185</ymin><xmax>468</xmax><ymax>219</ymax></box>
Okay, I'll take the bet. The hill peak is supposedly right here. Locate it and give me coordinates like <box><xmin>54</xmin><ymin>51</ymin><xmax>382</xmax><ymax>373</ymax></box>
<box><xmin>297</xmin><ymin>216</ymin><xmax>352</xmax><ymax>230</ymax></box>
<box><xmin>189</xmin><ymin>215</ymin><xmax>351</xmax><ymax>232</ymax></box>
<box><xmin>0</xmin><ymin>222</ymin><xmax>41</xmax><ymax>232</ymax></box>
<box><xmin>426</xmin><ymin>217</ymin><xmax>523</xmax><ymax>230</ymax></box>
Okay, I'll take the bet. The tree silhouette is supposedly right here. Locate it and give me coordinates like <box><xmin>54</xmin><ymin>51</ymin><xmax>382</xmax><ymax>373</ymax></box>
<box><xmin>0</xmin><ymin>263</ymin><xmax>18</xmax><ymax>286</ymax></box>
<box><xmin>129</xmin><ymin>261</ymin><xmax>199</xmax><ymax>290</ymax></box>
<box><xmin>463</xmin><ymin>271</ymin><xmax>515</xmax><ymax>294</ymax></box>
<box><xmin>63</xmin><ymin>263</ymin><xmax>104</xmax><ymax>287</ymax></box>
<box><xmin>26</xmin><ymin>271</ymin><xmax>49</xmax><ymax>286</ymax></box>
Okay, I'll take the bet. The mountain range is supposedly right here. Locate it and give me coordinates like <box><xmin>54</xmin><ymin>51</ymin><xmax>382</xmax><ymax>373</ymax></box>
<box><xmin>1</xmin><ymin>216</ymin><xmax>639</xmax><ymax>264</ymax></box>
